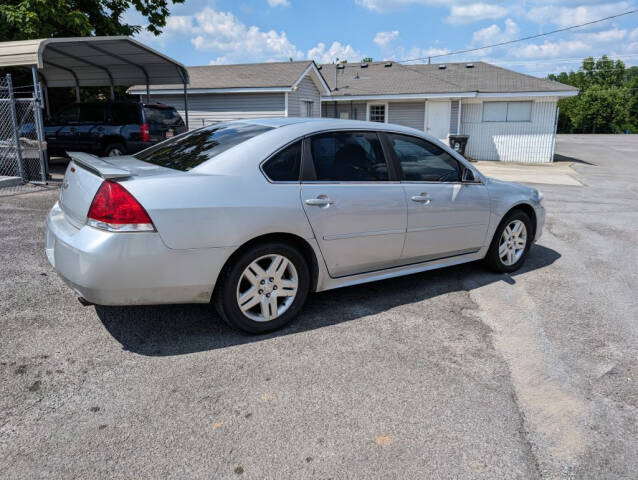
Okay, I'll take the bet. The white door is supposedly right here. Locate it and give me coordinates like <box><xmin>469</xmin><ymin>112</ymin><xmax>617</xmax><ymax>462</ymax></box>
<box><xmin>426</xmin><ymin>101</ymin><xmax>450</xmax><ymax>141</ymax></box>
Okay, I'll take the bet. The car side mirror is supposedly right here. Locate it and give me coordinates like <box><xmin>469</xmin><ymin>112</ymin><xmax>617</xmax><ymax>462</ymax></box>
<box><xmin>462</xmin><ymin>168</ymin><xmax>476</xmax><ymax>183</ymax></box>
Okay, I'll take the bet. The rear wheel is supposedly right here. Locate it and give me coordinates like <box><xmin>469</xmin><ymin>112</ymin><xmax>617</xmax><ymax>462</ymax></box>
<box><xmin>104</xmin><ymin>143</ymin><xmax>126</xmax><ymax>157</ymax></box>
<box><xmin>215</xmin><ymin>242</ymin><xmax>310</xmax><ymax>334</ymax></box>
<box><xmin>485</xmin><ymin>210</ymin><xmax>533</xmax><ymax>273</ymax></box>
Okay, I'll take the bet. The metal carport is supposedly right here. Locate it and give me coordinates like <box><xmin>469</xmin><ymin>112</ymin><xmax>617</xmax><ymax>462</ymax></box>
<box><xmin>0</xmin><ymin>36</ymin><xmax>190</xmax><ymax>186</ymax></box>
<box><xmin>0</xmin><ymin>36</ymin><xmax>190</xmax><ymax>128</ymax></box>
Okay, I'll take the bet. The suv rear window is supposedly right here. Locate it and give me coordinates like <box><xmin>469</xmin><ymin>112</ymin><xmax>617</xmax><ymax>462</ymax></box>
<box><xmin>110</xmin><ymin>104</ymin><xmax>140</xmax><ymax>124</ymax></box>
<box><xmin>144</xmin><ymin>106</ymin><xmax>182</xmax><ymax>126</ymax></box>
<box><xmin>134</xmin><ymin>122</ymin><xmax>273</xmax><ymax>171</ymax></box>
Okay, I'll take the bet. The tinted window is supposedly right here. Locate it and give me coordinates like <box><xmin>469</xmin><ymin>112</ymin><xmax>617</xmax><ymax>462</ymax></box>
<box><xmin>388</xmin><ymin>133</ymin><xmax>461</xmax><ymax>182</ymax></box>
<box><xmin>134</xmin><ymin>122</ymin><xmax>273</xmax><ymax>171</ymax></box>
<box><xmin>56</xmin><ymin>105</ymin><xmax>78</xmax><ymax>123</ymax></box>
<box><xmin>79</xmin><ymin>104</ymin><xmax>105</xmax><ymax>123</ymax></box>
<box><xmin>262</xmin><ymin>141</ymin><xmax>301</xmax><ymax>181</ymax></box>
<box><xmin>110</xmin><ymin>104</ymin><xmax>140</xmax><ymax>124</ymax></box>
<box><xmin>310</xmin><ymin>131</ymin><xmax>388</xmax><ymax>181</ymax></box>
<box><xmin>144</xmin><ymin>106</ymin><xmax>183</xmax><ymax>126</ymax></box>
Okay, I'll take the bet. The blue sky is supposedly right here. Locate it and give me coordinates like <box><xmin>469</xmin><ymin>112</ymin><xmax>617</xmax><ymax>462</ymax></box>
<box><xmin>128</xmin><ymin>0</ymin><xmax>638</xmax><ymax>77</ymax></box>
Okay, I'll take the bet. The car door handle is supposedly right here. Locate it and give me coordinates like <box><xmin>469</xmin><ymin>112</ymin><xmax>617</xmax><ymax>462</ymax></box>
<box><xmin>411</xmin><ymin>194</ymin><xmax>431</xmax><ymax>204</ymax></box>
<box><xmin>305</xmin><ymin>196</ymin><xmax>333</xmax><ymax>207</ymax></box>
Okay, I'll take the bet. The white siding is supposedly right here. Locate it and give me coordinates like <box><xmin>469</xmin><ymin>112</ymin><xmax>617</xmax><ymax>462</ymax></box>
<box><xmin>151</xmin><ymin>93</ymin><xmax>285</xmax><ymax>129</ymax></box>
<box><xmin>288</xmin><ymin>76</ymin><xmax>321</xmax><ymax>117</ymax></box>
<box><xmin>388</xmin><ymin>102</ymin><xmax>425</xmax><ymax>130</ymax></box>
<box><xmin>321</xmin><ymin>101</ymin><xmax>366</xmax><ymax>120</ymax></box>
<box><xmin>449</xmin><ymin>100</ymin><xmax>460</xmax><ymax>134</ymax></box>
<box><xmin>460</xmin><ymin>99</ymin><xmax>558</xmax><ymax>163</ymax></box>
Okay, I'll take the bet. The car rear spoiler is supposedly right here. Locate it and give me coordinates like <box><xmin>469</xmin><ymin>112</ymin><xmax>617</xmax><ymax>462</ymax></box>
<box><xmin>67</xmin><ymin>152</ymin><xmax>131</xmax><ymax>180</ymax></box>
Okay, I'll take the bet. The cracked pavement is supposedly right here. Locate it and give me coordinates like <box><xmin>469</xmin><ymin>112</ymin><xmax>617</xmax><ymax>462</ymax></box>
<box><xmin>1</xmin><ymin>135</ymin><xmax>637</xmax><ymax>479</ymax></box>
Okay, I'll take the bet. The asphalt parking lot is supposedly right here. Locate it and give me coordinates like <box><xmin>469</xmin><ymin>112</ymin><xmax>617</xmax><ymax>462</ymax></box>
<box><xmin>1</xmin><ymin>135</ymin><xmax>637</xmax><ymax>479</ymax></box>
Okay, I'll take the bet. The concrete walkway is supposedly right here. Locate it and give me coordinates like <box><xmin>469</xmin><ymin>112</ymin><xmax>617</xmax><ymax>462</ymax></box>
<box><xmin>474</xmin><ymin>160</ymin><xmax>583</xmax><ymax>186</ymax></box>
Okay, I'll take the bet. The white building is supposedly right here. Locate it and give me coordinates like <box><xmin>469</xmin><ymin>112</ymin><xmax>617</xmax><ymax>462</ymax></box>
<box><xmin>132</xmin><ymin>60</ymin><xmax>578</xmax><ymax>163</ymax></box>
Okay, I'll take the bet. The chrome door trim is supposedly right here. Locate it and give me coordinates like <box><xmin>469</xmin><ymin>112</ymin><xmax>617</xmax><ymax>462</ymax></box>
<box><xmin>323</xmin><ymin>228</ymin><xmax>406</xmax><ymax>241</ymax></box>
<box><xmin>406</xmin><ymin>222</ymin><xmax>488</xmax><ymax>233</ymax></box>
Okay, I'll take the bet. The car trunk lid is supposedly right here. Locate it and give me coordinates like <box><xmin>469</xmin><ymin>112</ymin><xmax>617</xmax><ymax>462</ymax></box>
<box><xmin>60</xmin><ymin>152</ymin><xmax>177</xmax><ymax>226</ymax></box>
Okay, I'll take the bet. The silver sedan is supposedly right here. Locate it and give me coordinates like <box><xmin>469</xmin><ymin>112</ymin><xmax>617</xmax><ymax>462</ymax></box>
<box><xmin>46</xmin><ymin>118</ymin><xmax>545</xmax><ymax>333</ymax></box>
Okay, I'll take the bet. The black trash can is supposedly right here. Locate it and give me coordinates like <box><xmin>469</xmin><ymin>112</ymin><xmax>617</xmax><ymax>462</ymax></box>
<box><xmin>448</xmin><ymin>134</ymin><xmax>469</xmax><ymax>156</ymax></box>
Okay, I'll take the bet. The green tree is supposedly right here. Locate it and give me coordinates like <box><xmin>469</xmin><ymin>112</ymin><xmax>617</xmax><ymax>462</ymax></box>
<box><xmin>0</xmin><ymin>0</ymin><xmax>184</xmax><ymax>41</ymax></box>
<box><xmin>548</xmin><ymin>55</ymin><xmax>635</xmax><ymax>133</ymax></box>
<box><xmin>570</xmin><ymin>86</ymin><xmax>630</xmax><ymax>133</ymax></box>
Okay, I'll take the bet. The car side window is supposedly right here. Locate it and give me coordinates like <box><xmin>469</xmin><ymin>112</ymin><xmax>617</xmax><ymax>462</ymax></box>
<box><xmin>387</xmin><ymin>133</ymin><xmax>461</xmax><ymax>182</ymax></box>
<box><xmin>110</xmin><ymin>104</ymin><xmax>140</xmax><ymax>125</ymax></box>
<box><xmin>262</xmin><ymin>141</ymin><xmax>301</xmax><ymax>182</ymax></box>
<box><xmin>79</xmin><ymin>104</ymin><xmax>105</xmax><ymax>123</ymax></box>
<box><xmin>56</xmin><ymin>105</ymin><xmax>78</xmax><ymax>124</ymax></box>
<box><xmin>309</xmin><ymin>131</ymin><xmax>388</xmax><ymax>181</ymax></box>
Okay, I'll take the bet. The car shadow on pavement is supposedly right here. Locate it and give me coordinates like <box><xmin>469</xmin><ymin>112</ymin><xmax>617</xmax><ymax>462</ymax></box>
<box><xmin>96</xmin><ymin>244</ymin><xmax>560</xmax><ymax>356</ymax></box>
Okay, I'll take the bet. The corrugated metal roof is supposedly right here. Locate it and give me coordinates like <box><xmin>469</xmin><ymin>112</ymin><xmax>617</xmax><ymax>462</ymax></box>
<box><xmin>130</xmin><ymin>61</ymin><xmax>315</xmax><ymax>91</ymax></box>
<box><xmin>320</xmin><ymin>61</ymin><xmax>578</xmax><ymax>95</ymax></box>
<box><xmin>0</xmin><ymin>37</ymin><xmax>188</xmax><ymax>87</ymax></box>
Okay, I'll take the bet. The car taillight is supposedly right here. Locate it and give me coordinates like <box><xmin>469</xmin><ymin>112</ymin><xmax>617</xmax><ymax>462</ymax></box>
<box><xmin>140</xmin><ymin>123</ymin><xmax>150</xmax><ymax>142</ymax></box>
<box><xmin>87</xmin><ymin>181</ymin><xmax>155</xmax><ymax>232</ymax></box>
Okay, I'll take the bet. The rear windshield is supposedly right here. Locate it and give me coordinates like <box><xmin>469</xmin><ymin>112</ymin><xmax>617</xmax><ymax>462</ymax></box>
<box><xmin>134</xmin><ymin>123</ymin><xmax>274</xmax><ymax>171</ymax></box>
<box><xmin>143</xmin><ymin>106</ymin><xmax>183</xmax><ymax>126</ymax></box>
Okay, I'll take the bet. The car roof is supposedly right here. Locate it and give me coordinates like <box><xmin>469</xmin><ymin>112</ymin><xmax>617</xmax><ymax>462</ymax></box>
<box><xmin>231</xmin><ymin>116</ymin><xmax>424</xmax><ymax>134</ymax></box>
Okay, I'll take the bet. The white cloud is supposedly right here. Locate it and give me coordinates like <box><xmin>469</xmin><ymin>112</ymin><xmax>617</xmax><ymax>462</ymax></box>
<box><xmin>188</xmin><ymin>8</ymin><xmax>304</xmax><ymax>63</ymax></box>
<box><xmin>472</xmin><ymin>18</ymin><xmax>519</xmax><ymax>44</ymax></box>
<box><xmin>356</xmin><ymin>0</ymin><xmax>463</xmax><ymax>12</ymax></box>
<box><xmin>574</xmin><ymin>28</ymin><xmax>627</xmax><ymax>43</ymax></box>
<box><xmin>307</xmin><ymin>41</ymin><xmax>363</xmax><ymax>63</ymax></box>
<box><xmin>631</xmin><ymin>28</ymin><xmax>638</xmax><ymax>42</ymax></box>
<box><xmin>267</xmin><ymin>0</ymin><xmax>290</xmax><ymax>7</ymax></box>
<box><xmin>512</xmin><ymin>40</ymin><xmax>591</xmax><ymax>59</ymax></box>
<box><xmin>526</xmin><ymin>2</ymin><xmax>631</xmax><ymax>28</ymax></box>
<box><xmin>373</xmin><ymin>30</ymin><xmax>400</xmax><ymax>47</ymax></box>
<box><xmin>446</xmin><ymin>3</ymin><xmax>508</xmax><ymax>24</ymax></box>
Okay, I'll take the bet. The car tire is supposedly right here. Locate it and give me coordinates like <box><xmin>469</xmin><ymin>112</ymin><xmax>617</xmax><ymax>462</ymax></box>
<box><xmin>215</xmin><ymin>242</ymin><xmax>310</xmax><ymax>334</ymax></box>
<box><xmin>104</xmin><ymin>143</ymin><xmax>126</xmax><ymax>157</ymax></box>
<box><xmin>484</xmin><ymin>210</ymin><xmax>533</xmax><ymax>273</ymax></box>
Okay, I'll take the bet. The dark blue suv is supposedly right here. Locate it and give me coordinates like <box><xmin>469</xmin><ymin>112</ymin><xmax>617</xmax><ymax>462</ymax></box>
<box><xmin>45</xmin><ymin>102</ymin><xmax>186</xmax><ymax>157</ymax></box>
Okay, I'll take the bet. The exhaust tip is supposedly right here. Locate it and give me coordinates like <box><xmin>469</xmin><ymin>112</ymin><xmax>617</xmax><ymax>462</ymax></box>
<box><xmin>78</xmin><ymin>297</ymin><xmax>94</xmax><ymax>306</ymax></box>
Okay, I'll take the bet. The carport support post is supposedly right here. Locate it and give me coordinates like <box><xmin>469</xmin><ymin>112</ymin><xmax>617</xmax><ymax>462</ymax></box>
<box><xmin>31</xmin><ymin>66</ymin><xmax>48</xmax><ymax>182</ymax></box>
<box><xmin>6</xmin><ymin>74</ymin><xmax>25</xmax><ymax>181</ymax></box>
<box><xmin>183</xmin><ymin>82</ymin><xmax>189</xmax><ymax>130</ymax></box>
<box><xmin>146</xmin><ymin>84</ymin><xmax>150</xmax><ymax>104</ymax></box>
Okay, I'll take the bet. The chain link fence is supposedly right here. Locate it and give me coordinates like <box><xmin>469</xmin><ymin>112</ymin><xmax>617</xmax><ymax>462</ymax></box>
<box><xmin>0</xmin><ymin>74</ymin><xmax>48</xmax><ymax>196</ymax></box>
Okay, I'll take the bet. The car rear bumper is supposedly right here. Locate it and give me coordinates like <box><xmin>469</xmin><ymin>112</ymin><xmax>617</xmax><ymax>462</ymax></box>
<box><xmin>46</xmin><ymin>202</ymin><xmax>232</xmax><ymax>305</ymax></box>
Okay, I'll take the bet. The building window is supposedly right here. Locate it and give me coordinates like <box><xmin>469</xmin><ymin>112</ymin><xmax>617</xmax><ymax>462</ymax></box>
<box><xmin>369</xmin><ymin>104</ymin><xmax>386</xmax><ymax>122</ymax></box>
<box><xmin>482</xmin><ymin>101</ymin><xmax>532</xmax><ymax>122</ymax></box>
<box><xmin>302</xmin><ymin>101</ymin><xmax>314</xmax><ymax>117</ymax></box>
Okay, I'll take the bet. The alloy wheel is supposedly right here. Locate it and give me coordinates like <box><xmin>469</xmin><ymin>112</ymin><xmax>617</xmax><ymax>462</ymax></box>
<box><xmin>499</xmin><ymin>220</ymin><xmax>527</xmax><ymax>266</ymax></box>
<box><xmin>236</xmin><ymin>254</ymin><xmax>298</xmax><ymax>322</ymax></box>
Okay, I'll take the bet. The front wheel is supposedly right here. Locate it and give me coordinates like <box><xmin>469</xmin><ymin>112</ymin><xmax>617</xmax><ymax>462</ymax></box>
<box><xmin>215</xmin><ymin>242</ymin><xmax>310</xmax><ymax>334</ymax></box>
<box><xmin>484</xmin><ymin>210</ymin><xmax>533</xmax><ymax>273</ymax></box>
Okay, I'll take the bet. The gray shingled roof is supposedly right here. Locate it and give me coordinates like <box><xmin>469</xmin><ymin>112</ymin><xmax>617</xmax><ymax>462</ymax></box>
<box><xmin>131</xmin><ymin>60</ymin><xmax>314</xmax><ymax>90</ymax></box>
<box><xmin>320</xmin><ymin>61</ymin><xmax>577</xmax><ymax>95</ymax></box>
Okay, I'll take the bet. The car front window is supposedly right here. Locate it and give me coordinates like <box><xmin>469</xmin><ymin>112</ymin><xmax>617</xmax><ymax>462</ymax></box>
<box><xmin>134</xmin><ymin>123</ymin><xmax>274</xmax><ymax>171</ymax></box>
